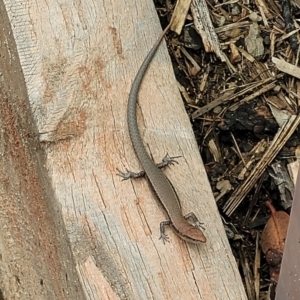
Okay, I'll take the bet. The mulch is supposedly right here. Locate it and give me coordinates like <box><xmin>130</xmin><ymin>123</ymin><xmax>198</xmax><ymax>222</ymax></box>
<box><xmin>157</xmin><ymin>0</ymin><xmax>300</xmax><ymax>298</ymax></box>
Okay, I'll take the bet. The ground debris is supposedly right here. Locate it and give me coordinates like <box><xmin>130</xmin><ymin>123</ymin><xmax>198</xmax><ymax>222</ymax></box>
<box><xmin>157</xmin><ymin>0</ymin><xmax>300</xmax><ymax>297</ymax></box>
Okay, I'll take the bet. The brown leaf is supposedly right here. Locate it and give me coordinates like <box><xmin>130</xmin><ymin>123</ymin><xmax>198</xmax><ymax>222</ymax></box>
<box><xmin>260</xmin><ymin>201</ymin><xmax>290</xmax><ymax>283</ymax></box>
<box><xmin>260</xmin><ymin>201</ymin><xmax>289</xmax><ymax>255</ymax></box>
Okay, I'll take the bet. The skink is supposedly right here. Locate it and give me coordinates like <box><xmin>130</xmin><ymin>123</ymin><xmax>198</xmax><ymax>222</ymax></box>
<box><xmin>122</xmin><ymin>23</ymin><xmax>206</xmax><ymax>244</ymax></box>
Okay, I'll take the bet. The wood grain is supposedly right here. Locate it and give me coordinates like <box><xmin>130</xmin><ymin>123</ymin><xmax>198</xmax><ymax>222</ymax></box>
<box><xmin>0</xmin><ymin>1</ymin><xmax>85</xmax><ymax>298</ymax></box>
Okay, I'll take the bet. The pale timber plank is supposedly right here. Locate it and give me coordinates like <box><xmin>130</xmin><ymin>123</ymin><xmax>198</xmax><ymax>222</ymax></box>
<box><xmin>0</xmin><ymin>1</ymin><xmax>85</xmax><ymax>299</ymax></box>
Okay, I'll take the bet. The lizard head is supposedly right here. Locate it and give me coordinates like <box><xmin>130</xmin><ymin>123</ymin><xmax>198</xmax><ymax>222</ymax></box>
<box><xmin>172</xmin><ymin>222</ymin><xmax>206</xmax><ymax>244</ymax></box>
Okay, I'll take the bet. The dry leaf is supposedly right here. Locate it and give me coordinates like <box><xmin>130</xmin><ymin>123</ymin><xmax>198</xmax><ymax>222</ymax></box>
<box><xmin>260</xmin><ymin>201</ymin><xmax>289</xmax><ymax>282</ymax></box>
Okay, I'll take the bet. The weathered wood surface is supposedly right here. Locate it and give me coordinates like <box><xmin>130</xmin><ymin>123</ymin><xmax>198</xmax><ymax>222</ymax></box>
<box><xmin>0</xmin><ymin>1</ymin><xmax>85</xmax><ymax>299</ymax></box>
<box><xmin>2</xmin><ymin>0</ymin><xmax>247</xmax><ymax>299</ymax></box>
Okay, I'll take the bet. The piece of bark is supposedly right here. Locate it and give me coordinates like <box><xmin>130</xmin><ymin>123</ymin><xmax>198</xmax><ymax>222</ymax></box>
<box><xmin>3</xmin><ymin>0</ymin><xmax>247</xmax><ymax>299</ymax></box>
<box><xmin>191</xmin><ymin>0</ymin><xmax>226</xmax><ymax>62</ymax></box>
<box><xmin>170</xmin><ymin>0</ymin><xmax>191</xmax><ymax>34</ymax></box>
<box><xmin>272</xmin><ymin>57</ymin><xmax>300</xmax><ymax>79</ymax></box>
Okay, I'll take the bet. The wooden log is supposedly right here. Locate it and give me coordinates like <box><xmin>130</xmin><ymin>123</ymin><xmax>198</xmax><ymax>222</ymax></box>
<box><xmin>2</xmin><ymin>0</ymin><xmax>247</xmax><ymax>299</ymax></box>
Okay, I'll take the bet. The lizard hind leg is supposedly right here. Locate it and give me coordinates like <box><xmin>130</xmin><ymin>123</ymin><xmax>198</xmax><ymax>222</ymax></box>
<box><xmin>184</xmin><ymin>212</ymin><xmax>206</xmax><ymax>231</ymax></box>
